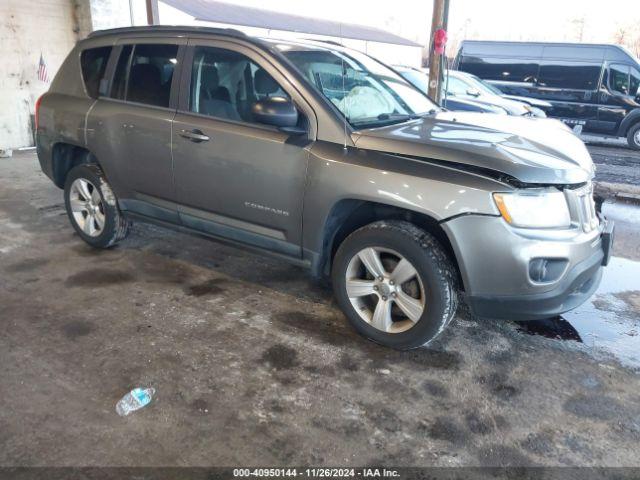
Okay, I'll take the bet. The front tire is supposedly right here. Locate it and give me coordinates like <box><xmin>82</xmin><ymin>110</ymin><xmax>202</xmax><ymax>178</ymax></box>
<box><xmin>332</xmin><ymin>220</ymin><xmax>458</xmax><ymax>350</ymax></box>
<box><xmin>63</xmin><ymin>164</ymin><xmax>129</xmax><ymax>248</ymax></box>
<box><xmin>627</xmin><ymin>123</ymin><xmax>640</xmax><ymax>151</ymax></box>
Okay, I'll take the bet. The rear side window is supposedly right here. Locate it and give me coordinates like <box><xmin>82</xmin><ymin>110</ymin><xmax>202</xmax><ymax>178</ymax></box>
<box><xmin>458</xmin><ymin>56</ymin><xmax>539</xmax><ymax>83</ymax></box>
<box><xmin>109</xmin><ymin>44</ymin><xmax>178</xmax><ymax>108</ymax></box>
<box><xmin>538</xmin><ymin>62</ymin><xmax>601</xmax><ymax>90</ymax></box>
<box><xmin>128</xmin><ymin>44</ymin><xmax>178</xmax><ymax>107</ymax></box>
<box><xmin>80</xmin><ymin>46</ymin><xmax>112</xmax><ymax>98</ymax></box>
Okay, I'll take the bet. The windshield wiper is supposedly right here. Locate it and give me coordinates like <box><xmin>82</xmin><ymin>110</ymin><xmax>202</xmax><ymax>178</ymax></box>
<box><xmin>376</xmin><ymin>113</ymin><xmax>421</xmax><ymax>121</ymax></box>
<box><xmin>352</xmin><ymin>112</ymin><xmax>431</xmax><ymax>129</ymax></box>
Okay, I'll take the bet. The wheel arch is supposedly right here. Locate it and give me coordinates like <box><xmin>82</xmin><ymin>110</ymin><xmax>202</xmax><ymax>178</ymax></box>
<box><xmin>618</xmin><ymin>109</ymin><xmax>640</xmax><ymax>137</ymax></box>
<box><xmin>313</xmin><ymin>199</ymin><xmax>464</xmax><ymax>289</ymax></box>
<box><xmin>51</xmin><ymin>142</ymin><xmax>99</xmax><ymax>188</ymax></box>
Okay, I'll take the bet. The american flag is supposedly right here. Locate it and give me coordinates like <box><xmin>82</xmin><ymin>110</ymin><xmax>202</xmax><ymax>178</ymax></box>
<box><xmin>38</xmin><ymin>53</ymin><xmax>50</xmax><ymax>83</ymax></box>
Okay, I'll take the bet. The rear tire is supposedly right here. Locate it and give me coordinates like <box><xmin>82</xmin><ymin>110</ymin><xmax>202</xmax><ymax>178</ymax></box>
<box><xmin>627</xmin><ymin>123</ymin><xmax>640</xmax><ymax>151</ymax></box>
<box><xmin>63</xmin><ymin>164</ymin><xmax>129</xmax><ymax>248</ymax></box>
<box><xmin>332</xmin><ymin>220</ymin><xmax>458</xmax><ymax>350</ymax></box>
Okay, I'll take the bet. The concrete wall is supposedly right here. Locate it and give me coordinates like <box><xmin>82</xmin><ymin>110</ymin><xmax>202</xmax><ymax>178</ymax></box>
<box><xmin>0</xmin><ymin>0</ymin><xmax>78</xmax><ymax>150</ymax></box>
<box><xmin>0</xmin><ymin>0</ymin><xmax>136</xmax><ymax>150</ymax></box>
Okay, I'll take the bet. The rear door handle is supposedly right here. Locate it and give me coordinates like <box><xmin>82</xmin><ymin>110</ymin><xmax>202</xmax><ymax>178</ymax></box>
<box><xmin>179</xmin><ymin>129</ymin><xmax>210</xmax><ymax>143</ymax></box>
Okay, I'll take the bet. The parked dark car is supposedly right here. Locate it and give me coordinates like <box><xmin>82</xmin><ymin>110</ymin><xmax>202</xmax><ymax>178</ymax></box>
<box><xmin>455</xmin><ymin>41</ymin><xmax>640</xmax><ymax>149</ymax></box>
<box><xmin>394</xmin><ymin>66</ymin><xmax>512</xmax><ymax>114</ymax></box>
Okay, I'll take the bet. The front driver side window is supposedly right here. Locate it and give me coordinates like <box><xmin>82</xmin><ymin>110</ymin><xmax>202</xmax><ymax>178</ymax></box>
<box><xmin>189</xmin><ymin>46</ymin><xmax>290</xmax><ymax>125</ymax></box>
<box><xmin>609</xmin><ymin>64</ymin><xmax>630</xmax><ymax>95</ymax></box>
<box><xmin>631</xmin><ymin>67</ymin><xmax>640</xmax><ymax>97</ymax></box>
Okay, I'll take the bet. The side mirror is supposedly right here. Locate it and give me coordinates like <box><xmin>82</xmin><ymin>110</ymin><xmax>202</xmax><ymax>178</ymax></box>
<box><xmin>466</xmin><ymin>88</ymin><xmax>481</xmax><ymax>97</ymax></box>
<box><xmin>251</xmin><ymin>97</ymin><xmax>300</xmax><ymax>130</ymax></box>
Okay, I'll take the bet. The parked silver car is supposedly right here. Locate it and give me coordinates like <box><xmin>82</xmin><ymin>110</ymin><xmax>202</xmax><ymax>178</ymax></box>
<box><xmin>397</xmin><ymin>66</ymin><xmax>549</xmax><ymax>117</ymax></box>
<box><xmin>36</xmin><ymin>27</ymin><xmax>613</xmax><ymax>349</ymax></box>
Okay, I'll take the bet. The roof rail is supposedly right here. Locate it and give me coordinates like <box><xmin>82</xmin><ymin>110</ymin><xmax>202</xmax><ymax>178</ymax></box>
<box><xmin>302</xmin><ymin>38</ymin><xmax>343</xmax><ymax>47</ymax></box>
<box><xmin>87</xmin><ymin>25</ymin><xmax>248</xmax><ymax>39</ymax></box>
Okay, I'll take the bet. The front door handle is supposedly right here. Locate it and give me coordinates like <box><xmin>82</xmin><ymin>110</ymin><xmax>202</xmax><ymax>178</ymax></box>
<box><xmin>179</xmin><ymin>129</ymin><xmax>210</xmax><ymax>143</ymax></box>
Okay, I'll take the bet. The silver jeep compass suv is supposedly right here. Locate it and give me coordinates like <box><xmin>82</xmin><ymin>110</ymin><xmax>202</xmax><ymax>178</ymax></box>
<box><xmin>36</xmin><ymin>26</ymin><xmax>614</xmax><ymax>349</ymax></box>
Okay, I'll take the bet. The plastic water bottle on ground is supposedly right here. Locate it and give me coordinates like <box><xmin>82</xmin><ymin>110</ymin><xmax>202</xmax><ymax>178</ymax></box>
<box><xmin>116</xmin><ymin>387</ymin><xmax>156</xmax><ymax>416</ymax></box>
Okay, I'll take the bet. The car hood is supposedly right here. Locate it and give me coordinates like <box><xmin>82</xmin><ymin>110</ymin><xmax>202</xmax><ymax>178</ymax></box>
<box><xmin>469</xmin><ymin>94</ymin><xmax>530</xmax><ymax>116</ymax></box>
<box><xmin>353</xmin><ymin>111</ymin><xmax>594</xmax><ymax>185</ymax></box>
<box><xmin>443</xmin><ymin>96</ymin><xmax>502</xmax><ymax>113</ymax></box>
<box><xmin>503</xmin><ymin>94</ymin><xmax>553</xmax><ymax>109</ymax></box>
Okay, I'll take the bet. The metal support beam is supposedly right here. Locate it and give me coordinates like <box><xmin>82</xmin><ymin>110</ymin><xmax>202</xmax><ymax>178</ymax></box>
<box><xmin>427</xmin><ymin>0</ymin><xmax>450</xmax><ymax>103</ymax></box>
<box><xmin>145</xmin><ymin>0</ymin><xmax>159</xmax><ymax>25</ymax></box>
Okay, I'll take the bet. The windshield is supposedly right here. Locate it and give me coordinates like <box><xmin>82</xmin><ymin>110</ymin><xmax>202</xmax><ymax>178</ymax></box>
<box><xmin>281</xmin><ymin>47</ymin><xmax>438</xmax><ymax>128</ymax></box>
<box><xmin>397</xmin><ymin>69</ymin><xmax>430</xmax><ymax>95</ymax></box>
<box><xmin>464</xmin><ymin>73</ymin><xmax>503</xmax><ymax>96</ymax></box>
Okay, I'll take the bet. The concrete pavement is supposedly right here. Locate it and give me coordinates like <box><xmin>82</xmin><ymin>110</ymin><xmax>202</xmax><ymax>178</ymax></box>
<box><xmin>1</xmin><ymin>151</ymin><xmax>640</xmax><ymax>467</ymax></box>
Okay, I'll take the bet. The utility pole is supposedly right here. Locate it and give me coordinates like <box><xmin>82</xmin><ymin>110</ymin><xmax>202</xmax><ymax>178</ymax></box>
<box><xmin>427</xmin><ymin>0</ymin><xmax>450</xmax><ymax>103</ymax></box>
<box><xmin>145</xmin><ymin>0</ymin><xmax>159</xmax><ymax>25</ymax></box>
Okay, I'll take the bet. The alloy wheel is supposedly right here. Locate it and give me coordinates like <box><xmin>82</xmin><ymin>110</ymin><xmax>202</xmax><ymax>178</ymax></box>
<box><xmin>69</xmin><ymin>178</ymin><xmax>105</xmax><ymax>237</ymax></box>
<box><xmin>345</xmin><ymin>247</ymin><xmax>426</xmax><ymax>334</ymax></box>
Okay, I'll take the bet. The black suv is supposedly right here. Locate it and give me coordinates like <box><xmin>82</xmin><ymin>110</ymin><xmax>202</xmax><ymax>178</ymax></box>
<box><xmin>455</xmin><ymin>41</ymin><xmax>640</xmax><ymax>149</ymax></box>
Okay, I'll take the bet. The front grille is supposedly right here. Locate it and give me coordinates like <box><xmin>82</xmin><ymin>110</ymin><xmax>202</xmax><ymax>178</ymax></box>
<box><xmin>565</xmin><ymin>183</ymin><xmax>599</xmax><ymax>232</ymax></box>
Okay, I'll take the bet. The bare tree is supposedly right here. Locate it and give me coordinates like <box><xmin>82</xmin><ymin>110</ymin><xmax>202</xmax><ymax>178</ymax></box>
<box><xmin>570</xmin><ymin>16</ymin><xmax>586</xmax><ymax>42</ymax></box>
<box><xmin>612</xmin><ymin>20</ymin><xmax>640</xmax><ymax>58</ymax></box>
<box><xmin>613</xmin><ymin>26</ymin><xmax>627</xmax><ymax>45</ymax></box>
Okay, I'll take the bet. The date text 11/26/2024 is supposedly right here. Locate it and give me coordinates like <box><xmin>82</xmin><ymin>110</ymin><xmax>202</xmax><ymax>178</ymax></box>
<box><xmin>233</xmin><ymin>468</ymin><xmax>400</xmax><ymax>478</ymax></box>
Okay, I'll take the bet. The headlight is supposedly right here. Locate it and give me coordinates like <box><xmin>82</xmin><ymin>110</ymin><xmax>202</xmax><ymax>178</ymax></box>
<box><xmin>493</xmin><ymin>190</ymin><xmax>571</xmax><ymax>228</ymax></box>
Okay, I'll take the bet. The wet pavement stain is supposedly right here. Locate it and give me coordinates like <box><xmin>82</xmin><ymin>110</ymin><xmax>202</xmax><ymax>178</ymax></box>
<box><xmin>378</xmin><ymin>347</ymin><xmax>462</xmax><ymax>371</ymax></box>
<box><xmin>311</xmin><ymin>417</ymin><xmax>364</xmax><ymax>436</ymax></box>
<box><xmin>476</xmin><ymin>444</ymin><xmax>537</xmax><ymax>467</ymax></box>
<box><xmin>364</xmin><ymin>405</ymin><xmax>401</xmax><ymax>433</ymax></box>
<box><xmin>4</xmin><ymin>258</ymin><xmax>49</xmax><ymax>272</ymax></box>
<box><xmin>421</xmin><ymin>379</ymin><xmax>450</xmax><ymax>398</ymax></box>
<box><xmin>336</xmin><ymin>353</ymin><xmax>359</xmax><ymax>372</ymax></box>
<box><xmin>191</xmin><ymin>398</ymin><xmax>210</xmax><ymax>414</ymax></box>
<box><xmin>515</xmin><ymin>255</ymin><xmax>640</xmax><ymax>370</ymax></box>
<box><xmin>64</xmin><ymin>269</ymin><xmax>135</xmax><ymax>287</ymax></box>
<box><xmin>464</xmin><ymin>411</ymin><xmax>495</xmax><ymax>435</ymax></box>
<box><xmin>184</xmin><ymin>278</ymin><xmax>227</xmax><ymax>297</ymax></box>
<box><xmin>563</xmin><ymin>394</ymin><xmax>626</xmax><ymax>421</ymax></box>
<box><xmin>520</xmin><ymin>432</ymin><xmax>556</xmax><ymax>456</ymax></box>
<box><xmin>260</xmin><ymin>344</ymin><xmax>301</xmax><ymax>370</ymax></box>
<box><xmin>271</xmin><ymin>311</ymin><xmax>354</xmax><ymax>347</ymax></box>
<box><xmin>517</xmin><ymin>317</ymin><xmax>582</xmax><ymax>342</ymax></box>
<box><xmin>424</xmin><ymin>416</ymin><xmax>467</xmax><ymax>445</ymax></box>
<box><xmin>476</xmin><ymin>373</ymin><xmax>520</xmax><ymax>401</ymax></box>
<box><xmin>62</xmin><ymin>320</ymin><xmax>95</xmax><ymax>340</ymax></box>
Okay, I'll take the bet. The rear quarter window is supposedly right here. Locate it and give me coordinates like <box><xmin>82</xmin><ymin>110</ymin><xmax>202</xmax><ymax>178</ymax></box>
<box><xmin>80</xmin><ymin>46</ymin><xmax>112</xmax><ymax>98</ymax></box>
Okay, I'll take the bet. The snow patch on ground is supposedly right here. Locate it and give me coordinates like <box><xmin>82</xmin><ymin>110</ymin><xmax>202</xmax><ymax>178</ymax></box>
<box><xmin>0</xmin><ymin>216</ymin><xmax>31</xmax><ymax>254</ymax></box>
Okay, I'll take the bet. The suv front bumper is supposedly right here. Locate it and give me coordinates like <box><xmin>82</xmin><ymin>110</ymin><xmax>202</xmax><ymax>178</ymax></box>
<box><xmin>442</xmin><ymin>215</ymin><xmax>614</xmax><ymax>321</ymax></box>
